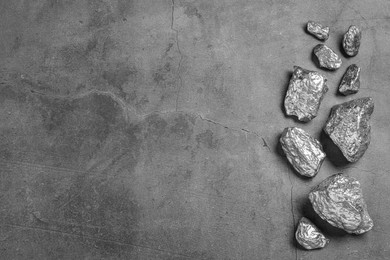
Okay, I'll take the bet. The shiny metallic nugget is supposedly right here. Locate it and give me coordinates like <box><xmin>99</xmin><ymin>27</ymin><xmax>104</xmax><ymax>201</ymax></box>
<box><xmin>324</xmin><ymin>97</ymin><xmax>374</xmax><ymax>162</ymax></box>
<box><xmin>313</xmin><ymin>44</ymin><xmax>342</xmax><ymax>70</ymax></box>
<box><xmin>339</xmin><ymin>64</ymin><xmax>361</xmax><ymax>95</ymax></box>
<box><xmin>343</xmin><ymin>25</ymin><xmax>362</xmax><ymax>57</ymax></box>
<box><xmin>295</xmin><ymin>217</ymin><xmax>329</xmax><ymax>250</ymax></box>
<box><xmin>309</xmin><ymin>173</ymin><xmax>374</xmax><ymax>234</ymax></box>
<box><xmin>280</xmin><ymin>127</ymin><xmax>326</xmax><ymax>177</ymax></box>
<box><xmin>307</xmin><ymin>21</ymin><xmax>329</xmax><ymax>41</ymax></box>
<box><xmin>284</xmin><ymin>66</ymin><xmax>328</xmax><ymax>122</ymax></box>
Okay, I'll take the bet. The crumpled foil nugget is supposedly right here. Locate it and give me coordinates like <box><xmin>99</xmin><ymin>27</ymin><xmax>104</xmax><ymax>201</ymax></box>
<box><xmin>324</xmin><ymin>97</ymin><xmax>374</xmax><ymax>162</ymax></box>
<box><xmin>295</xmin><ymin>217</ymin><xmax>329</xmax><ymax>250</ymax></box>
<box><xmin>339</xmin><ymin>64</ymin><xmax>361</xmax><ymax>95</ymax></box>
<box><xmin>313</xmin><ymin>44</ymin><xmax>342</xmax><ymax>70</ymax></box>
<box><xmin>309</xmin><ymin>173</ymin><xmax>374</xmax><ymax>234</ymax></box>
<box><xmin>284</xmin><ymin>66</ymin><xmax>328</xmax><ymax>122</ymax></box>
<box><xmin>307</xmin><ymin>21</ymin><xmax>329</xmax><ymax>41</ymax></box>
<box><xmin>343</xmin><ymin>25</ymin><xmax>362</xmax><ymax>57</ymax></box>
<box><xmin>280</xmin><ymin>127</ymin><xmax>326</xmax><ymax>177</ymax></box>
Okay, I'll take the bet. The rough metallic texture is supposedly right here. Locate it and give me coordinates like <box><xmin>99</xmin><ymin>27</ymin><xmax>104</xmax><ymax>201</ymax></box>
<box><xmin>309</xmin><ymin>173</ymin><xmax>374</xmax><ymax>234</ymax></box>
<box><xmin>295</xmin><ymin>217</ymin><xmax>329</xmax><ymax>250</ymax></box>
<box><xmin>339</xmin><ymin>64</ymin><xmax>361</xmax><ymax>95</ymax></box>
<box><xmin>284</xmin><ymin>66</ymin><xmax>328</xmax><ymax>122</ymax></box>
<box><xmin>313</xmin><ymin>44</ymin><xmax>342</xmax><ymax>70</ymax></box>
<box><xmin>343</xmin><ymin>25</ymin><xmax>362</xmax><ymax>57</ymax></box>
<box><xmin>324</xmin><ymin>97</ymin><xmax>374</xmax><ymax>162</ymax></box>
<box><xmin>307</xmin><ymin>21</ymin><xmax>329</xmax><ymax>41</ymax></box>
<box><xmin>280</xmin><ymin>127</ymin><xmax>326</xmax><ymax>177</ymax></box>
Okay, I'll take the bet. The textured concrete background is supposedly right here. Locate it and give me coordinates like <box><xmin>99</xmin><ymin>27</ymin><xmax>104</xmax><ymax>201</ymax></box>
<box><xmin>0</xmin><ymin>0</ymin><xmax>389</xmax><ymax>259</ymax></box>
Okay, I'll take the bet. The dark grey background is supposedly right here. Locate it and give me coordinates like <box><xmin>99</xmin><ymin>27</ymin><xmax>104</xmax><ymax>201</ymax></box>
<box><xmin>0</xmin><ymin>0</ymin><xmax>389</xmax><ymax>259</ymax></box>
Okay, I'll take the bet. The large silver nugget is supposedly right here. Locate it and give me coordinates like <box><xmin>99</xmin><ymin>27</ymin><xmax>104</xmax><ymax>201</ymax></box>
<box><xmin>339</xmin><ymin>64</ymin><xmax>361</xmax><ymax>95</ymax></box>
<box><xmin>284</xmin><ymin>66</ymin><xmax>328</xmax><ymax>122</ymax></box>
<box><xmin>343</xmin><ymin>25</ymin><xmax>361</xmax><ymax>57</ymax></box>
<box><xmin>295</xmin><ymin>217</ymin><xmax>329</xmax><ymax>250</ymax></box>
<box><xmin>313</xmin><ymin>44</ymin><xmax>342</xmax><ymax>70</ymax></box>
<box><xmin>309</xmin><ymin>173</ymin><xmax>373</xmax><ymax>234</ymax></box>
<box><xmin>324</xmin><ymin>97</ymin><xmax>374</xmax><ymax>162</ymax></box>
<box><xmin>307</xmin><ymin>21</ymin><xmax>329</xmax><ymax>41</ymax></box>
<box><xmin>280</xmin><ymin>127</ymin><xmax>326</xmax><ymax>177</ymax></box>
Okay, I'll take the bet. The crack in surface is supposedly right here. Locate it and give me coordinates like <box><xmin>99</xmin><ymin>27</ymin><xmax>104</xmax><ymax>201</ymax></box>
<box><xmin>30</xmin><ymin>89</ymin><xmax>270</xmax><ymax>146</ymax></box>
<box><xmin>287</xmin><ymin>169</ymin><xmax>298</xmax><ymax>260</ymax></box>
<box><xmin>261</xmin><ymin>137</ymin><xmax>271</xmax><ymax>152</ymax></box>
<box><xmin>171</xmin><ymin>0</ymin><xmax>184</xmax><ymax>111</ymax></box>
<box><xmin>291</xmin><ymin>186</ymin><xmax>297</xmax><ymax>260</ymax></box>
<box><xmin>25</xmin><ymin>87</ymin><xmax>272</xmax><ymax>150</ymax></box>
<box><xmin>196</xmin><ymin>114</ymin><xmax>265</xmax><ymax>141</ymax></box>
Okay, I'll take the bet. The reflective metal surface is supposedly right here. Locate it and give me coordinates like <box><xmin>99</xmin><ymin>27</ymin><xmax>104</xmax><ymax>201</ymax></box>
<box><xmin>284</xmin><ymin>66</ymin><xmax>328</xmax><ymax>122</ymax></box>
<box><xmin>280</xmin><ymin>127</ymin><xmax>326</xmax><ymax>177</ymax></box>
<box><xmin>309</xmin><ymin>173</ymin><xmax>374</xmax><ymax>234</ymax></box>
<box><xmin>313</xmin><ymin>44</ymin><xmax>342</xmax><ymax>70</ymax></box>
<box><xmin>339</xmin><ymin>64</ymin><xmax>361</xmax><ymax>95</ymax></box>
<box><xmin>343</xmin><ymin>25</ymin><xmax>362</xmax><ymax>57</ymax></box>
<box><xmin>295</xmin><ymin>217</ymin><xmax>329</xmax><ymax>250</ymax></box>
<box><xmin>324</xmin><ymin>97</ymin><xmax>374</xmax><ymax>162</ymax></box>
<box><xmin>307</xmin><ymin>21</ymin><xmax>329</xmax><ymax>41</ymax></box>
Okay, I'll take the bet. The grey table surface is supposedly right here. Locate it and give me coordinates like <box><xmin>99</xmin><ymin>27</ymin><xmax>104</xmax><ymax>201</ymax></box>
<box><xmin>0</xmin><ymin>0</ymin><xmax>389</xmax><ymax>259</ymax></box>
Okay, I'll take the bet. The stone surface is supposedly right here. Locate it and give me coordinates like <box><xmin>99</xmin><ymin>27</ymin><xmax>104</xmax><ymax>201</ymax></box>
<box><xmin>1</xmin><ymin>1</ymin><xmax>390</xmax><ymax>259</ymax></box>
<box><xmin>295</xmin><ymin>217</ymin><xmax>329</xmax><ymax>250</ymax></box>
<box><xmin>309</xmin><ymin>173</ymin><xmax>374</xmax><ymax>234</ymax></box>
<box><xmin>324</xmin><ymin>97</ymin><xmax>374</xmax><ymax>162</ymax></box>
<box><xmin>339</xmin><ymin>64</ymin><xmax>361</xmax><ymax>95</ymax></box>
<box><xmin>307</xmin><ymin>21</ymin><xmax>329</xmax><ymax>41</ymax></box>
<box><xmin>280</xmin><ymin>127</ymin><xmax>326</xmax><ymax>177</ymax></box>
<box><xmin>313</xmin><ymin>44</ymin><xmax>342</xmax><ymax>70</ymax></box>
<box><xmin>343</xmin><ymin>25</ymin><xmax>362</xmax><ymax>57</ymax></box>
<box><xmin>284</xmin><ymin>66</ymin><xmax>328</xmax><ymax>122</ymax></box>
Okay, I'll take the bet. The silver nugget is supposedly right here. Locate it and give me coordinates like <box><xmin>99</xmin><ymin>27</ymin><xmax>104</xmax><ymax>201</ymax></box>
<box><xmin>313</xmin><ymin>44</ymin><xmax>342</xmax><ymax>70</ymax></box>
<box><xmin>295</xmin><ymin>217</ymin><xmax>329</xmax><ymax>250</ymax></box>
<box><xmin>339</xmin><ymin>64</ymin><xmax>361</xmax><ymax>95</ymax></box>
<box><xmin>284</xmin><ymin>66</ymin><xmax>328</xmax><ymax>122</ymax></box>
<box><xmin>324</xmin><ymin>97</ymin><xmax>374</xmax><ymax>162</ymax></box>
<box><xmin>280</xmin><ymin>127</ymin><xmax>326</xmax><ymax>177</ymax></box>
<box><xmin>343</xmin><ymin>25</ymin><xmax>362</xmax><ymax>57</ymax></box>
<box><xmin>307</xmin><ymin>21</ymin><xmax>329</xmax><ymax>41</ymax></box>
<box><xmin>309</xmin><ymin>173</ymin><xmax>374</xmax><ymax>234</ymax></box>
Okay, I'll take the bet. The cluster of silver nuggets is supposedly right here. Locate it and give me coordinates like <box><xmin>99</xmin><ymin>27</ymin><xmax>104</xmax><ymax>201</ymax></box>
<box><xmin>282</xmin><ymin>21</ymin><xmax>374</xmax><ymax>250</ymax></box>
